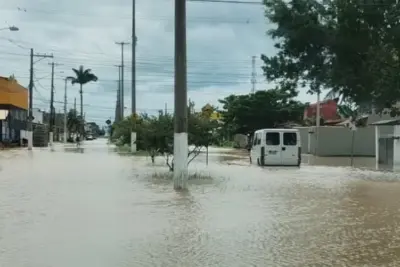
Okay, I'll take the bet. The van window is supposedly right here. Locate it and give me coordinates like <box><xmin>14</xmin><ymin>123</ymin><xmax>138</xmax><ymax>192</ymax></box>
<box><xmin>257</xmin><ymin>133</ymin><xmax>261</xmax><ymax>145</ymax></box>
<box><xmin>253</xmin><ymin>135</ymin><xmax>258</xmax><ymax>146</ymax></box>
<box><xmin>266</xmin><ymin>132</ymin><xmax>280</xmax><ymax>145</ymax></box>
<box><xmin>283</xmin><ymin>132</ymin><xmax>297</xmax><ymax>146</ymax></box>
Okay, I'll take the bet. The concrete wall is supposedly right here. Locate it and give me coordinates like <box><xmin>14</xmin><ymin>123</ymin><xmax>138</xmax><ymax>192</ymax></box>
<box><xmin>294</xmin><ymin>127</ymin><xmax>310</xmax><ymax>153</ymax></box>
<box><xmin>233</xmin><ymin>134</ymin><xmax>248</xmax><ymax>148</ymax></box>
<box><xmin>393</xmin><ymin>125</ymin><xmax>400</xmax><ymax>171</ymax></box>
<box><xmin>309</xmin><ymin>126</ymin><xmax>377</xmax><ymax>157</ymax></box>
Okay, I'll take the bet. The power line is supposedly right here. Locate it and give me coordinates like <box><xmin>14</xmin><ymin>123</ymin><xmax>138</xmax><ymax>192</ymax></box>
<box><xmin>0</xmin><ymin>47</ymin><xmax>257</xmax><ymax>64</ymax></box>
<box><xmin>1</xmin><ymin>6</ymin><xmax>264</xmax><ymax>24</ymax></box>
<box><xmin>188</xmin><ymin>0</ymin><xmax>261</xmax><ymax>4</ymax></box>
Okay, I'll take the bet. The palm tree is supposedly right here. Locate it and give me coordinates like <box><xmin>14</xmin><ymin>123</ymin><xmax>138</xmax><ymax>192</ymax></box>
<box><xmin>67</xmin><ymin>66</ymin><xmax>98</xmax><ymax>135</ymax></box>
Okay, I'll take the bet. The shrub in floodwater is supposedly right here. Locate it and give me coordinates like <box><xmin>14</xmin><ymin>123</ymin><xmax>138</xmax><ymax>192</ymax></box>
<box><xmin>112</xmin><ymin>102</ymin><xmax>219</xmax><ymax>169</ymax></box>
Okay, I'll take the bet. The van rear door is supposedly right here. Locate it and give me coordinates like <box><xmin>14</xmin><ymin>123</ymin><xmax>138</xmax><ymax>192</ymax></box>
<box><xmin>265</xmin><ymin>131</ymin><xmax>282</xmax><ymax>165</ymax></box>
<box><xmin>281</xmin><ymin>131</ymin><xmax>299</xmax><ymax>165</ymax></box>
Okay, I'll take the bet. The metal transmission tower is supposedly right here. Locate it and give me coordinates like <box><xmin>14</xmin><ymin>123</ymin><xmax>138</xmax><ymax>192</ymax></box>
<box><xmin>115</xmin><ymin>42</ymin><xmax>129</xmax><ymax>119</ymax></box>
<box><xmin>251</xmin><ymin>56</ymin><xmax>256</xmax><ymax>94</ymax></box>
<box><xmin>27</xmin><ymin>48</ymin><xmax>53</xmax><ymax>150</ymax></box>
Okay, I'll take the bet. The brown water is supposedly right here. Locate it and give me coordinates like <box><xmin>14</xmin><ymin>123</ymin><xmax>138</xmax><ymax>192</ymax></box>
<box><xmin>1</xmin><ymin>139</ymin><xmax>400</xmax><ymax>266</ymax></box>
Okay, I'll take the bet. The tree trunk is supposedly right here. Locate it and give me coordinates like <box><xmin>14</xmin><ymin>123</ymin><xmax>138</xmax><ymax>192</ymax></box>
<box><xmin>80</xmin><ymin>84</ymin><xmax>83</xmax><ymax>136</ymax></box>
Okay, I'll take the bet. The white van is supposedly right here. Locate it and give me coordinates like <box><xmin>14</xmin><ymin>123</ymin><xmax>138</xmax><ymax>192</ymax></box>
<box><xmin>250</xmin><ymin>128</ymin><xmax>301</xmax><ymax>166</ymax></box>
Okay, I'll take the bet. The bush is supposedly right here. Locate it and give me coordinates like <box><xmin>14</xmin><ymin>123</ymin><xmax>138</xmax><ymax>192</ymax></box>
<box><xmin>112</xmin><ymin>107</ymin><xmax>218</xmax><ymax>170</ymax></box>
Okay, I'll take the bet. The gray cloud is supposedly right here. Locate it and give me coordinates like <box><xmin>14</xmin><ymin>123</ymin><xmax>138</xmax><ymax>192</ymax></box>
<box><xmin>0</xmin><ymin>0</ymin><xmax>292</xmax><ymax>124</ymax></box>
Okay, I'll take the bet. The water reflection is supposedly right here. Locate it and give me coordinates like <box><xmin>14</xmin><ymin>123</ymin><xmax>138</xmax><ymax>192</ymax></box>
<box><xmin>0</xmin><ymin>141</ymin><xmax>400</xmax><ymax>266</ymax></box>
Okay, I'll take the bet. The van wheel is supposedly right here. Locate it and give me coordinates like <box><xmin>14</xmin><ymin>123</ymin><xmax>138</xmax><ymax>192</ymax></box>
<box><xmin>257</xmin><ymin>158</ymin><xmax>260</xmax><ymax>166</ymax></box>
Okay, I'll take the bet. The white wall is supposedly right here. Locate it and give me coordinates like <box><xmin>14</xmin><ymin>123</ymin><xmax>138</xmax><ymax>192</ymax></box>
<box><xmin>309</xmin><ymin>126</ymin><xmax>376</xmax><ymax>157</ymax></box>
<box><xmin>393</xmin><ymin>125</ymin><xmax>400</xmax><ymax>171</ymax></box>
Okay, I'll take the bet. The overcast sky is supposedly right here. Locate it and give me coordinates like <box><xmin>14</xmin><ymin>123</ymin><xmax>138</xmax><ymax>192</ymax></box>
<box><xmin>0</xmin><ymin>0</ymin><xmax>312</xmax><ymax>125</ymax></box>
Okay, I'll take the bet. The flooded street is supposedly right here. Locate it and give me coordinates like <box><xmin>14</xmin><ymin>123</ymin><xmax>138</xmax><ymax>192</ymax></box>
<box><xmin>1</xmin><ymin>139</ymin><xmax>400</xmax><ymax>266</ymax></box>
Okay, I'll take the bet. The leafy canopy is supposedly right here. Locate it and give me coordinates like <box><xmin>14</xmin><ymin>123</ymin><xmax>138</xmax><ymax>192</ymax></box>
<box><xmin>218</xmin><ymin>89</ymin><xmax>305</xmax><ymax>134</ymax></box>
<box><xmin>262</xmin><ymin>0</ymin><xmax>400</xmax><ymax>112</ymax></box>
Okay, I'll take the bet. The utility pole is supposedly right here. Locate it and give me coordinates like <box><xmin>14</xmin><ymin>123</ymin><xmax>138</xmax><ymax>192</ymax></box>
<box><xmin>27</xmin><ymin>48</ymin><xmax>53</xmax><ymax>150</ymax></box>
<box><xmin>165</xmin><ymin>103</ymin><xmax>167</xmax><ymax>115</ymax></box>
<box><xmin>74</xmin><ymin>98</ymin><xmax>76</xmax><ymax>111</ymax></box>
<box><xmin>115</xmin><ymin>87</ymin><xmax>120</xmax><ymax>123</ymax></box>
<box><xmin>251</xmin><ymin>56</ymin><xmax>256</xmax><ymax>94</ymax></box>
<box><xmin>132</xmin><ymin>0</ymin><xmax>137</xmax><ymax>116</ymax></box>
<box><xmin>115</xmin><ymin>42</ymin><xmax>129</xmax><ymax>119</ymax></box>
<box><xmin>132</xmin><ymin>0</ymin><xmax>137</xmax><ymax>115</ymax></box>
<box><xmin>131</xmin><ymin>1</ymin><xmax>138</xmax><ymax>154</ymax></box>
<box><xmin>315</xmin><ymin>89</ymin><xmax>321</xmax><ymax>156</ymax></box>
<box><xmin>48</xmin><ymin>62</ymin><xmax>62</xmax><ymax>147</ymax></box>
<box><xmin>115</xmin><ymin>76</ymin><xmax>121</xmax><ymax>122</ymax></box>
<box><xmin>114</xmin><ymin>65</ymin><xmax>122</xmax><ymax>121</ymax></box>
<box><xmin>63</xmin><ymin>78</ymin><xmax>68</xmax><ymax>143</ymax></box>
<box><xmin>173</xmin><ymin>0</ymin><xmax>188</xmax><ymax>190</ymax></box>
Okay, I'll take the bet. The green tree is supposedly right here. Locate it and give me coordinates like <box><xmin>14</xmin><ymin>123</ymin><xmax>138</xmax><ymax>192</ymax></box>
<box><xmin>111</xmin><ymin>104</ymin><xmax>218</xmax><ymax>170</ymax></box>
<box><xmin>261</xmin><ymin>0</ymin><xmax>400</xmax><ymax>113</ymax></box>
<box><xmin>218</xmin><ymin>89</ymin><xmax>305</xmax><ymax>137</ymax></box>
<box><xmin>67</xmin><ymin>66</ymin><xmax>98</xmax><ymax>135</ymax></box>
<box><xmin>139</xmin><ymin>113</ymin><xmax>174</xmax><ymax>163</ymax></box>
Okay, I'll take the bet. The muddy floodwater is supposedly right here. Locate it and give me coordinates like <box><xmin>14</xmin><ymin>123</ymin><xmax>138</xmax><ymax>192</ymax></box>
<box><xmin>1</xmin><ymin>139</ymin><xmax>400</xmax><ymax>266</ymax></box>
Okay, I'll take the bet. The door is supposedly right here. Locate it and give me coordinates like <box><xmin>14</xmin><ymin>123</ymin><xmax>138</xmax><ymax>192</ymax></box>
<box><xmin>265</xmin><ymin>132</ymin><xmax>282</xmax><ymax>165</ymax></box>
<box><xmin>250</xmin><ymin>133</ymin><xmax>260</xmax><ymax>165</ymax></box>
<box><xmin>282</xmin><ymin>132</ymin><xmax>298</xmax><ymax>165</ymax></box>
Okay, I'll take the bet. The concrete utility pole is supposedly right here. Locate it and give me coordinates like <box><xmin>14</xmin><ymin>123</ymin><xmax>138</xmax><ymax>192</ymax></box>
<box><xmin>74</xmin><ymin>97</ymin><xmax>76</xmax><ymax>111</ymax></box>
<box><xmin>315</xmin><ymin>90</ymin><xmax>321</xmax><ymax>155</ymax></box>
<box><xmin>27</xmin><ymin>48</ymin><xmax>53</xmax><ymax>150</ymax></box>
<box><xmin>173</xmin><ymin>0</ymin><xmax>188</xmax><ymax>190</ymax></box>
<box><xmin>131</xmin><ymin>0</ymin><xmax>138</xmax><ymax>154</ymax></box>
<box><xmin>132</xmin><ymin>0</ymin><xmax>137</xmax><ymax>115</ymax></box>
<box><xmin>115</xmin><ymin>42</ymin><xmax>129</xmax><ymax>119</ymax></box>
<box><xmin>48</xmin><ymin>62</ymin><xmax>62</xmax><ymax>147</ymax></box>
<box><xmin>251</xmin><ymin>56</ymin><xmax>256</xmax><ymax>94</ymax></box>
<box><xmin>114</xmin><ymin>65</ymin><xmax>122</xmax><ymax>121</ymax></box>
<box><xmin>63</xmin><ymin>78</ymin><xmax>68</xmax><ymax>143</ymax></box>
<box><xmin>115</xmin><ymin>87</ymin><xmax>120</xmax><ymax>123</ymax></box>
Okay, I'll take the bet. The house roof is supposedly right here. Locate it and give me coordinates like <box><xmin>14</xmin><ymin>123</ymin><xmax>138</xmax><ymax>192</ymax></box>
<box><xmin>369</xmin><ymin>118</ymin><xmax>400</xmax><ymax>126</ymax></box>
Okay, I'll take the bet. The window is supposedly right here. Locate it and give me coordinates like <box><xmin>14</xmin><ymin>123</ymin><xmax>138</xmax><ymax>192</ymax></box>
<box><xmin>266</xmin><ymin>132</ymin><xmax>280</xmax><ymax>145</ymax></box>
<box><xmin>21</xmin><ymin>111</ymin><xmax>27</xmax><ymax>121</ymax></box>
<box><xmin>257</xmin><ymin>133</ymin><xmax>261</xmax><ymax>145</ymax></box>
<box><xmin>283</xmin><ymin>132</ymin><xmax>297</xmax><ymax>146</ymax></box>
<box><xmin>253</xmin><ymin>135</ymin><xmax>258</xmax><ymax>146</ymax></box>
<box><xmin>15</xmin><ymin>110</ymin><xmax>21</xmax><ymax>120</ymax></box>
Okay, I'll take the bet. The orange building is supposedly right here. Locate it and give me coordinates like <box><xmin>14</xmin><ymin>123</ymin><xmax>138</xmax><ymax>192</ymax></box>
<box><xmin>0</xmin><ymin>76</ymin><xmax>28</xmax><ymax>143</ymax></box>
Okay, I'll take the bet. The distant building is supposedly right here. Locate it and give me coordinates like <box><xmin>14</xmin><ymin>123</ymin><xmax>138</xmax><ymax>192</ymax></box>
<box><xmin>303</xmin><ymin>99</ymin><xmax>339</xmax><ymax>122</ymax></box>
<box><xmin>0</xmin><ymin>76</ymin><xmax>28</xmax><ymax>143</ymax></box>
<box><xmin>32</xmin><ymin>108</ymin><xmax>44</xmax><ymax>124</ymax></box>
